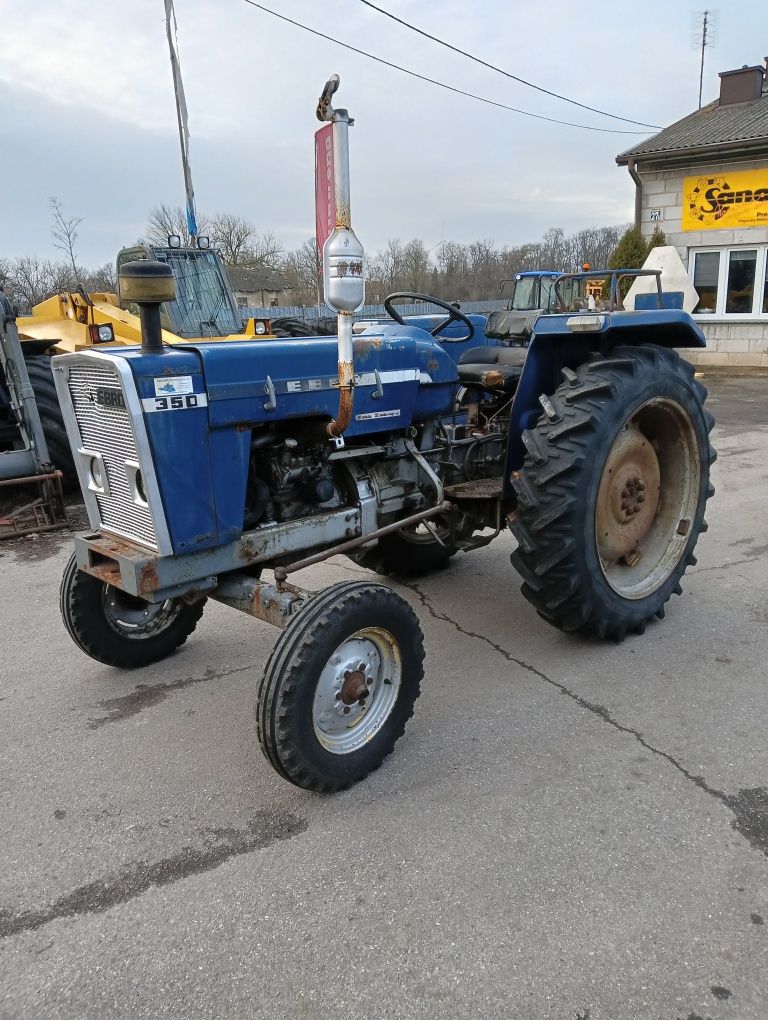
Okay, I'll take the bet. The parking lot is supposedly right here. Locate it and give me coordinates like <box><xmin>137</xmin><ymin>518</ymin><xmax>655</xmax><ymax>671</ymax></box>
<box><xmin>0</xmin><ymin>374</ymin><xmax>766</xmax><ymax>1019</ymax></box>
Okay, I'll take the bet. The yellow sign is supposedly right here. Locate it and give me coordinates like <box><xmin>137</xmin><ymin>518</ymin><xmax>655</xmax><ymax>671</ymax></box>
<box><xmin>682</xmin><ymin>168</ymin><xmax>768</xmax><ymax>231</ymax></box>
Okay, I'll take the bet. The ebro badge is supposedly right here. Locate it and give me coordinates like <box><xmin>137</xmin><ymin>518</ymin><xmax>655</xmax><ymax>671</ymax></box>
<box><xmin>154</xmin><ymin>376</ymin><xmax>194</xmax><ymax>396</ymax></box>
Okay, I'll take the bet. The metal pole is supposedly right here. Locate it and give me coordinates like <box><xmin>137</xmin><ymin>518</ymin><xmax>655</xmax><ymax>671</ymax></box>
<box><xmin>698</xmin><ymin>11</ymin><xmax>709</xmax><ymax>109</ymax></box>
<box><xmin>165</xmin><ymin>0</ymin><xmax>198</xmax><ymax>241</ymax></box>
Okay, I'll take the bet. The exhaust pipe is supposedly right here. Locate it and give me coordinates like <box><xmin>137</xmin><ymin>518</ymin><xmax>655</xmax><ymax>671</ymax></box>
<box><xmin>118</xmin><ymin>260</ymin><xmax>176</xmax><ymax>354</ymax></box>
<box><xmin>316</xmin><ymin>75</ymin><xmax>365</xmax><ymax>439</ymax></box>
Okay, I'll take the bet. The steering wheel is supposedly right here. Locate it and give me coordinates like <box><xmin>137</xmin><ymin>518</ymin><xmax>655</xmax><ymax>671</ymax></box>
<box><xmin>383</xmin><ymin>292</ymin><xmax>475</xmax><ymax>343</ymax></box>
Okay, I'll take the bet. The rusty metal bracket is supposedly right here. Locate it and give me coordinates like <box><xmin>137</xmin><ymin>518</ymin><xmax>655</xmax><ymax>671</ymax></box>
<box><xmin>276</xmin><ymin>500</ymin><xmax>454</xmax><ymax>579</ymax></box>
<box><xmin>211</xmin><ymin>573</ymin><xmax>311</xmax><ymax>629</ymax></box>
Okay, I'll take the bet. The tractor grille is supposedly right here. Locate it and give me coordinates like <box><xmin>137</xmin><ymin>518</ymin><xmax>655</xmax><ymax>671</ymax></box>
<box><xmin>66</xmin><ymin>362</ymin><xmax>158</xmax><ymax>549</ymax></box>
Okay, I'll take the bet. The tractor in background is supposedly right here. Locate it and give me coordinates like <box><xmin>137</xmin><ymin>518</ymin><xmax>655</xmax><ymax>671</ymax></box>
<box><xmin>54</xmin><ymin>77</ymin><xmax>715</xmax><ymax>793</ymax></box>
<box><xmin>9</xmin><ymin>240</ymin><xmax>274</xmax><ymax>485</ymax></box>
<box><xmin>0</xmin><ymin>293</ymin><xmax>66</xmax><ymax>537</ymax></box>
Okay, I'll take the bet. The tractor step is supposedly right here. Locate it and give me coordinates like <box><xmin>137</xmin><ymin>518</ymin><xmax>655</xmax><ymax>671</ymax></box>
<box><xmin>443</xmin><ymin>477</ymin><xmax>503</xmax><ymax>500</ymax></box>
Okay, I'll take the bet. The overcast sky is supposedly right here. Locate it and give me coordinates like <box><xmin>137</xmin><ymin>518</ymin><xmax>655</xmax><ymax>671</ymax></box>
<box><xmin>1</xmin><ymin>0</ymin><xmax>764</xmax><ymax>265</ymax></box>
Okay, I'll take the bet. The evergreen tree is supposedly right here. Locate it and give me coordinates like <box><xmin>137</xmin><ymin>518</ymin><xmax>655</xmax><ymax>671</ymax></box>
<box><xmin>603</xmin><ymin>226</ymin><xmax>649</xmax><ymax>303</ymax></box>
<box><xmin>607</xmin><ymin>226</ymin><xmax>649</xmax><ymax>270</ymax></box>
<box><xmin>646</xmin><ymin>225</ymin><xmax>667</xmax><ymax>254</ymax></box>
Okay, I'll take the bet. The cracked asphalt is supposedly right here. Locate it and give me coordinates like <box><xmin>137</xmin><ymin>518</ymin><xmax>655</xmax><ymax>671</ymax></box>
<box><xmin>1</xmin><ymin>373</ymin><xmax>767</xmax><ymax>1019</ymax></box>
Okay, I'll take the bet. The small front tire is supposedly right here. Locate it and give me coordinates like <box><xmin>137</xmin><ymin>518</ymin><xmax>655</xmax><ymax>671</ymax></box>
<box><xmin>59</xmin><ymin>554</ymin><xmax>206</xmax><ymax>668</ymax></box>
<box><xmin>257</xmin><ymin>581</ymin><xmax>424</xmax><ymax>792</ymax></box>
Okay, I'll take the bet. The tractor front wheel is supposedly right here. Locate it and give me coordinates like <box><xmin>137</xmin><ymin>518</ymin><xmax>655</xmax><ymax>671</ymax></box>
<box><xmin>510</xmin><ymin>346</ymin><xmax>715</xmax><ymax>640</ymax></box>
<box><xmin>59</xmin><ymin>554</ymin><xmax>206</xmax><ymax>668</ymax></box>
<box><xmin>256</xmin><ymin>581</ymin><xmax>423</xmax><ymax>792</ymax></box>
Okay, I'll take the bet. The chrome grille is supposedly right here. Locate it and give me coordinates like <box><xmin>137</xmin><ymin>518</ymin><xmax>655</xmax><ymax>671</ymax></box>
<box><xmin>67</xmin><ymin>362</ymin><xmax>158</xmax><ymax>549</ymax></box>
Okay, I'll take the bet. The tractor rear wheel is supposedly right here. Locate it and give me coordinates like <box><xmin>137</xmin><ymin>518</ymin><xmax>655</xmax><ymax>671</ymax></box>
<box><xmin>24</xmin><ymin>354</ymin><xmax>76</xmax><ymax>489</ymax></box>
<box><xmin>257</xmin><ymin>581</ymin><xmax>423</xmax><ymax>792</ymax></box>
<box><xmin>510</xmin><ymin>346</ymin><xmax>715</xmax><ymax>640</ymax></box>
<box><xmin>60</xmin><ymin>554</ymin><xmax>206</xmax><ymax>668</ymax></box>
<box><xmin>349</xmin><ymin>517</ymin><xmax>456</xmax><ymax>578</ymax></box>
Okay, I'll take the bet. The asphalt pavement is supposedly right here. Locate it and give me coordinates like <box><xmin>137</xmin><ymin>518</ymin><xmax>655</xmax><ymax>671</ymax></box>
<box><xmin>1</xmin><ymin>373</ymin><xmax>767</xmax><ymax>1019</ymax></box>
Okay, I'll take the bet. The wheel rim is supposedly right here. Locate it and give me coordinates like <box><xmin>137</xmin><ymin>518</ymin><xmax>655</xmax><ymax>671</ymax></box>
<box><xmin>312</xmin><ymin>627</ymin><xmax>402</xmax><ymax>755</ymax></box>
<box><xmin>399</xmin><ymin>521</ymin><xmax>447</xmax><ymax>545</ymax></box>
<box><xmin>102</xmin><ymin>587</ymin><xmax>183</xmax><ymax>638</ymax></box>
<box><xmin>595</xmin><ymin>397</ymin><xmax>701</xmax><ymax>599</ymax></box>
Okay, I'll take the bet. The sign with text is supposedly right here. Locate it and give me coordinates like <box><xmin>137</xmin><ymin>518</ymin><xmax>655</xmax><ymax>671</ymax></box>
<box><xmin>315</xmin><ymin>123</ymin><xmax>335</xmax><ymax>252</ymax></box>
<box><xmin>682</xmin><ymin>168</ymin><xmax>768</xmax><ymax>231</ymax></box>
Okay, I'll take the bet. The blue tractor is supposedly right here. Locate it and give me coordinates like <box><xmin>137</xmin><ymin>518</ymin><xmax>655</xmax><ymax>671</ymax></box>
<box><xmin>53</xmin><ymin>78</ymin><xmax>715</xmax><ymax>792</ymax></box>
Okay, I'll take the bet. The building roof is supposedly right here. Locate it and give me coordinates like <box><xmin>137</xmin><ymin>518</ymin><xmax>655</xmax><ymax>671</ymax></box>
<box><xmin>617</xmin><ymin>80</ymin><xmax>768</xmax><ymax>165</ymax></box>
<box><xmin>227</xmin><ymin>265</ymin><xmax>288</xmax><ymax>293</ymax></box>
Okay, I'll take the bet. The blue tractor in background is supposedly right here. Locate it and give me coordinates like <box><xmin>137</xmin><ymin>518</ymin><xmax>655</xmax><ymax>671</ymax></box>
<box><xmin>53</xmin><ymin>78</ymin><xmax>715</xmax><ymax>792</ymax></box>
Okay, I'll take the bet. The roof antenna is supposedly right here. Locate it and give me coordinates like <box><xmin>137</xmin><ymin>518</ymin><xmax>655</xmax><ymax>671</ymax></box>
<box><xmin>691</xmin><ymin>10</ymin><xmax>718</xmax><ymax>109</ymax></box>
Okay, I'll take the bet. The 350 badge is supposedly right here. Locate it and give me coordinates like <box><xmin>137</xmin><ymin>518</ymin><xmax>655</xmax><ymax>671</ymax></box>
<box><xmin>142</xmin><ymin>393</ymin><xmax>208</xmax><ymax>413</ymax></box>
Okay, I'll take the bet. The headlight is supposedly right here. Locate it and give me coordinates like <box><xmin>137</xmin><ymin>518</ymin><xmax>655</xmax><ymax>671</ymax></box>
<box><xmin>88</xmin><ymin>323</ymin><xmax>115</xmax><ymax>344</ymax></box>
<box><xmin>566</xmin><ymin>314</ymin><xmax>605</xmax><ymax>332</ymax></box>
<box><xmin>135</xmin><ymin>468</ymin><xmax>147</xmax><ymax>504</ymax></box>
<box><xmin>254</xmin><ymin>321</ymin><xmax>267</xmax><ymax>335</ymax></box>
<box><xmin>90</xmin><ymin>457</ymin><xmax>104</xmax><ymax>488</ymax></box>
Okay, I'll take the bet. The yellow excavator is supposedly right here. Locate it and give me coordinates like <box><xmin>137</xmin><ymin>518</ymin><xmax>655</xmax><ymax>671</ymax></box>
<box><xmin>11</xmin><ymin>239</ymin><xmax>273</xmax><ymax>484</ymax></box>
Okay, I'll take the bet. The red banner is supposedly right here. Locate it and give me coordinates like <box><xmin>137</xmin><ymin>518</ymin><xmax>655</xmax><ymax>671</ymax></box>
<box><xmin>315</xmin><ymin>123</ymin><xmax>335</xmax><ymax>254</ymax></box>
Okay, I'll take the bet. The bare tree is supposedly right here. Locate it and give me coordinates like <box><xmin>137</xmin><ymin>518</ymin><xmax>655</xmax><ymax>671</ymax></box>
<box><xmin>282</xmin><ymin>238</ymin><xmax>322</xmax><ymax>306</ymax></box>
<box><xmin>244</xmin><ymin>231</ymin><xmax>284</xmax><ymax>270</ymax></box>
<box><xmin>145</xmin><ymin>203</ymin><xmax>210</xmax><ymax>247</ymax></box>
<box><xmin>401</xmin><ymin>239</ymin><xmax>431</xmax><ymax>293</ymax></box>
<box><xmin>80</xmin><ymin>263</ymin><xmax>117</xmax><ymax>294</ymax></box>
<box><xmin>209</xmin><ymin>212</ymin><xmax>257</xmax><ymax>265</ymax></box>
<box><xmin>8</xmin><ymin>256</ymin><xmax>58</xmax><ymax>310</ymax></box>
<box><xmin>50</xmin><ymin>196</ymin><xmax>82</xmax><ymax>275</ymax></box>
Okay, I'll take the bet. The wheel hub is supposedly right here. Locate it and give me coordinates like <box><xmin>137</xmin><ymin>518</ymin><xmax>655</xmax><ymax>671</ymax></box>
<box><xmin>339</xmin><ymin>667</ymin><xmax>369</xmax><ymax>705</ymax></box>
<box><xmin>594</xmin><ymin>398</ymin><xmax>701</xmax><ymax>600</ymax></box>
<box><xmin>102</xmin><ymin>587</ymin><xmax>182</xmax><ymax>637</ymax></box>
<box><xmin>597</xmin><ymin>423</ymin><xmax>660</xmax><ymax>564</ymax></box>
<box><xmin>312</xmin><ymin>629</ymin><xmax>401</xmax><ymax>755</ymax></box>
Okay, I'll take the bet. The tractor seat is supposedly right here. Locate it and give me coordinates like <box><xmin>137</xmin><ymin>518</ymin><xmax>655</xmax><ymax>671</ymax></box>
<box><xmin>457</xmin><ymin>345</ymin><xmax>526</xmax><ymax>392</ymax></box>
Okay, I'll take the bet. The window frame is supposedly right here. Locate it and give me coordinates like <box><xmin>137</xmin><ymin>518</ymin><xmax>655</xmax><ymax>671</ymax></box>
<box><xmin>690</xmin><ymin>244</ymin><xmax>768</xmax><ymax>320</ymax></box>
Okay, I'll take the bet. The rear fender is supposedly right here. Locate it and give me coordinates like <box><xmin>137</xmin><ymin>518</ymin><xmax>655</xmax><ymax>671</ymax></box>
<box><xmin>503</xmin><ymin>309</ymin><xmax>707</xmax><ymax>488</ymax></box>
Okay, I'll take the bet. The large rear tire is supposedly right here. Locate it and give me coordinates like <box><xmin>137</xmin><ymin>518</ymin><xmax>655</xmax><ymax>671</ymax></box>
<box><xmin>510</xmin><ymin>346</ymin><xmax>715</xmax><ymax>640</ymax></box>
<box><xmin>60</xmin><ymin>554</ymin><xmax>206</xmax><ymax>668</ymax></box>
<box><xmin>24</xmin><ymin>354</ymin><xmax>76</xmax><ymax>489</ymax></box>
<box><xmin>257</xmin><ymin>581</ymin><xmax>423</xmax><ymax>792</ymax></box>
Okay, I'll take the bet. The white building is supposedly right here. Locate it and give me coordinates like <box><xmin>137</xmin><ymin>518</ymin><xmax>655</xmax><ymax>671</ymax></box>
<box><xmin>617</xmin><ymin>60</ymin><xmax>768</xmax><ymax>367</ymax></box>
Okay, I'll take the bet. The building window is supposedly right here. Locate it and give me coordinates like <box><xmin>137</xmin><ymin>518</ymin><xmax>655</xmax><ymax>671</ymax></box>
<box><xmin>725</xmin><ymin>249</ymin><xmax>756</xmax><ymax>314</ymax></box>
<box><xmin>692</xmin><ymin>251</ymin><xmax>720</xmax><ymax>313</ymax></box>
<box><xmin>690</xmin><ymin>245</ymin><xmax>768</xmax><ymax>318</ymax></box>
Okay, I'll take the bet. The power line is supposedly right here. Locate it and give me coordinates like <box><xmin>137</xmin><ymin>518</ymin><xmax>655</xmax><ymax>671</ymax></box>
<box><xmin>358</xmin><ymin>0</ymin><xmax>660</xmax><ymax>130</ymax></box>
<box><xmin>241</xmin><ymin>1</ymin><xmax>647</xmax><ymax>134</ymax></box>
